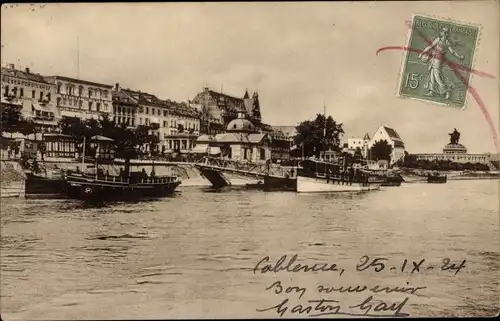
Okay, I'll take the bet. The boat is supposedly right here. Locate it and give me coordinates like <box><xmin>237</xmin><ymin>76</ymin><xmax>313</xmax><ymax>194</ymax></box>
<box><xmin>427</xmin><ymin>172</ymin><xmax>447</xmax><ymax>184</ymax></box>
<box><xmin>25</xmin><ymin>171</ymin><xmax>67</xmax><ymax>199</ymax></box>
<box><xmin>295</xmin><ymin>159</ymin><xmax>380</xmax><ymax>193</ymax></box>
<box><xmin>65</xmin><ymin>166</ymin><xmax>181</xmax><ymax>200</ymax></box>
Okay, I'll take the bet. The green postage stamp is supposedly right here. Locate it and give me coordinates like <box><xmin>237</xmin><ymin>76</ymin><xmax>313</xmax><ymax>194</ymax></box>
<box><xmin>398</xmin><ymin>15</ymin><xmax>480</xmax><ymax>109</ymax></box>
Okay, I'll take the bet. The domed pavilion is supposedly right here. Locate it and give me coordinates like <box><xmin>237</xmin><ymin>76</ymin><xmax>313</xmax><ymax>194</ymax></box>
<box><xmin>206</xmin><ymin>112</ymin><xmax>272</xmax><ymax>162</ymax></box>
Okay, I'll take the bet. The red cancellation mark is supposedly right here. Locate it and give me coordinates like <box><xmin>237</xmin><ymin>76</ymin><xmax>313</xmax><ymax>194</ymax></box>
<box><xmin>376</xmin><ymin>20</ymin><xmax>498</xmax><ymax>153</ymax></box>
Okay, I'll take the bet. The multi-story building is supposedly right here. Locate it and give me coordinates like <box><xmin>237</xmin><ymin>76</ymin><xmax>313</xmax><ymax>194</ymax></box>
<box><xmin>112</xmin><ymin>84</ymin><xmax>137</xmax><ymax>127</ymax></box>
<box><xmin>190</xmin><ymin>87</ymin><xmax>262</xmax><ymax>135</ymax></box>
<box><xmin>1</xmin><ymin>64</ymin><xmax>57</xmax><ymax>133</ymax></box>
<box><xmin>44</xmin><ymin>75</ymin><xmax>113</xmax><ymax>120</ymax></box>
<box><xmin>347</xmin><ymin>133</ymin><xmax>371</xmax><ymax>158</ymax></box>
<box><xmin>116</xmin><ymin>87</ymin><xmax>200</xmax><ymax>155</ymax></box>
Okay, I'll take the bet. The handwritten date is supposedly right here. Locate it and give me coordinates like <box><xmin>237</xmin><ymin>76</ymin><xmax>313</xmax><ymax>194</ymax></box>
<box><xmin>356</xmin><ymin>256</ymin><xmax>466</xmax><ymax>275</ymax></box>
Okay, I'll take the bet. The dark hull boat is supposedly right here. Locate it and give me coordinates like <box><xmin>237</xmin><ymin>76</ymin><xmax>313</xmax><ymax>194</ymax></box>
<box><xmin>65</xmin><ymin>173</ymin><xmax>181</xmax><ymax>200</ymax></box>
<box><xmin>25</xmin><ymin>172</ymin><xmax>68</xmax><ymax>199</ymax></box>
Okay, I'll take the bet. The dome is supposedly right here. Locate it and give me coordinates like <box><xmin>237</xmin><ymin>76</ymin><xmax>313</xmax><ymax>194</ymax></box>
<box><xmin>226</xmin><ymin>113</ymin><xmax>256</xmax><ymax>133</ymax></box>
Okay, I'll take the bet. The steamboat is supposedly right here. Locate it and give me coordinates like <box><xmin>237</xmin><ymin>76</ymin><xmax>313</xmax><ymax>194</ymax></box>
<box><xmin>295</xmin><ymin>159</ymin><xmax>380</xmax><ymax>193</ymax></box>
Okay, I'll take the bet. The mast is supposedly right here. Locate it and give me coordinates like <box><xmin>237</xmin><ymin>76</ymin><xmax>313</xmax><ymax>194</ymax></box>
<box><xmin>76</xmin><ymin>35</ymin><xmax>80</xmax><ymax>79</ymax></box>
<box><xmin>81</xmin><ymin>136</ymin><xmax>86</xmax><ymax>170</ymax></box>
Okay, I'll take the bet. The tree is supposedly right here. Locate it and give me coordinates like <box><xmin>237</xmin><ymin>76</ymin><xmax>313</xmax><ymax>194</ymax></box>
<box><xmin>370</xmin><ymin>140</ymin><xmax>393</xmax><ymax>162</ymax></box>
<box><xmin>354</xmin><ymin>147</ymin><xmax>363</xmax><ymax>160</ymax></box>
<box><xmin>1</xmin><ymin>105</ymin><xmax>25</xmax><ymax>136</ymax></box>
<box><xmin>294</xmin><ymin>113</ymin><xmax>344</xmax><ymax>157</ymax></box>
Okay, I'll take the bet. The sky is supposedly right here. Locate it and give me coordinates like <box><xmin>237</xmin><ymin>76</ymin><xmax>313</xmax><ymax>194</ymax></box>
<box><xmin>1</xmin><ymin>1</ymin><xmax>499</xmax><ymax>153</ymax></box>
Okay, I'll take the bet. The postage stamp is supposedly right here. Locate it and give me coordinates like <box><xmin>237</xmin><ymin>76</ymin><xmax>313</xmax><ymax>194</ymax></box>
<box><xmin>398</xmin><ymin>15</ymin><xmax>480</xmax><ymax>109</ymax></box>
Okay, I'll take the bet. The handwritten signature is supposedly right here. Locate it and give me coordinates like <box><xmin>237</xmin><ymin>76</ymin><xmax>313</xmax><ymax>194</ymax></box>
<box><xmin>257</xmin><ymin>295</ymin><xmax>410</xmax><ymax>318</ymax></box>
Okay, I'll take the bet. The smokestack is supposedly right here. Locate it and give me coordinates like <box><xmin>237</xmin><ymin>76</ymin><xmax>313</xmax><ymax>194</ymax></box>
<box><xmin>8</xmin><ymin>63</ymin><xmax>15</xmax><ymax>70</ymax></box>
<box><xmin>115</xmin><ymin>83</ymin><xmax>120</xmax><ymax>91</ymax></box>
<box><xmin>25</xmin><ymin>67</ymin><xmax>30</xmax><ymax>74</ymax></box>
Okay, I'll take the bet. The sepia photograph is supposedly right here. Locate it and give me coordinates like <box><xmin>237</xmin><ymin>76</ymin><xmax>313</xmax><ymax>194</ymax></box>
<box><xmin>1</xmin><ymin>1</ymin><xmax>499</xmax><ymax>319</ymax></box>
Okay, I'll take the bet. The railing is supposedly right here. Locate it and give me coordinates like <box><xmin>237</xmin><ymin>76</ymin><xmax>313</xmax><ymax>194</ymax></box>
<box><xmin>195</xmin><ymin>156</ymin><xmax>296</xmax><ymax>179</ymax></box>
<box><xmin>67</xmin><ymin>173</ymin><xmax>178</xmax><ymax>184</ymax></box>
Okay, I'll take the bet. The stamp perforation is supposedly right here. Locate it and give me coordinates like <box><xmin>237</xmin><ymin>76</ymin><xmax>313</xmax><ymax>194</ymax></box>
<box><xmin>395</xmin><ymin>13</ymin><xmax>484</xmax><ymax>111</ymax></box>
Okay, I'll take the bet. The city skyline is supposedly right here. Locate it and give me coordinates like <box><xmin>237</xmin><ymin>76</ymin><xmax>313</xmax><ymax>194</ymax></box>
<box><xmin>1</xmin><ymin>2</ymin><xmax>499</xmax><ymax>153</ymax></box>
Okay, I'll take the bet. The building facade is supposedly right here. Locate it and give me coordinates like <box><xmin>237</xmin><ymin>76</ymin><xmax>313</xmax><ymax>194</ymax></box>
<box><xmin>44</xmin><ymin>75</ymin><xmax>113</xmax><ymax>121</ymax></box>
<box><xmin>190</xmin><ymin>87</ymin><xmax>262</xmax><ymax>135</ymax></box>
<box><xmin>414</xmin><ymin>142</ymin><xmax>491</xmax><ymax>164</ymax></box>
<box><xmin>347</xmin><ymin>133</ymin><xmax>371</xmax><ymax>158</ymax></box>
<box><xmin>1</xmin><ymin>64</ymin><xmax>58</xmax><ymax>133</ymax></box>
<box><xmin>117</xmin><ymin>87</ymin><xmax>200</xmax><ymax>155</ymax></box>
<box><xmin>368</xmin><ymin>125</ymin><xmax>405</xmax><ymax>165</ymax></box>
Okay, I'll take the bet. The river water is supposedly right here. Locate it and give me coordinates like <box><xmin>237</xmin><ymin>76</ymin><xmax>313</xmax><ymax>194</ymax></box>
<box><xmin>1</xmin><ymin>180</ymin><xmax>498</xmax><ymax>319</ymax></box>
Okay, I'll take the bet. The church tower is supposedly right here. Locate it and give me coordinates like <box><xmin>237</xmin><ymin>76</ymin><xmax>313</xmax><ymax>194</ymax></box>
<box><xmin>251</xmin><ymin>91</ymin><xmax>262</xmax><ymax>125</ymax></box>
<box><xmin>243</xmin><ymin>89</ymin><xmax>252</xmax><ymax>115</ymax></box>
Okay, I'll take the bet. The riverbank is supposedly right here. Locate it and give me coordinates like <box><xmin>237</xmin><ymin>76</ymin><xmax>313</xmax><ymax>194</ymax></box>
<box><xmin>400</xmin><ymin>168</ymin><xmax>500</xmax><ymax>183</ymax></box>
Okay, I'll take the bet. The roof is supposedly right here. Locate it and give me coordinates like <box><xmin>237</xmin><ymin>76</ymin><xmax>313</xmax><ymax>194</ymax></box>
<box><xmin>192</xmin><ymin>89</ymin><xmax>245</xmax><ymax>114</ymax></box>
<box><xmin>214</xmin><ymin>132</ymin><xmax>267</xmax><ymax>144</ymax></box>
<box><xmin>243</xmin><ymin>90</ymin><xmax>250</xmax><ymax>99</ymax></box>
<box><xmin>1</xmin><ymin>67</ymin><xmax>53</xmax><ymax>85</ymax></box>
<box><xmin>363</xmin><ymin>133</ymin><xmax>371</xmax><ymax>140</ymax></box>
<box><xmin>383</xmin><ymin>126</ymin><xmax>402</xmax><ymax>140</ymax></box>
<box><xmin>226</xmin><ymin>117</ymin><xmax>256</xmax><ymax>133</ymax></box>
<box><xmin>46</xmin><ymin>75</ymin><xmax>113</xmax><ymax>89</ymax></box>
<box><xmin>112</xmin><ymin>90</ymin><xmax>139</xmax><ymax>106</ymax></box>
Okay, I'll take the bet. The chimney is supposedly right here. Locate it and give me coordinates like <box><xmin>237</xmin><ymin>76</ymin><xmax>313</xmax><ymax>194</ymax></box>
<box><xmin>115</xmin><ymin>83</ymin><xmax>120</xmax><ymax>91</ymax></box>
<box><xmin>25</xmin><ymin>67</ymin><xmax>30</xmax><ymax>74</ymax></box>
<box><xmin>8</xmin><ymin>63</ymin><xmax>15</xmax><ymax>70</ymax></box>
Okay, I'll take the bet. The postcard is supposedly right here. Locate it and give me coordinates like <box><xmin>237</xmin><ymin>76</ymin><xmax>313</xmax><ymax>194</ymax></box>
<box><xmin>1</xmin><ymin>1</ymin><xmax>498</xmax><ymax>319</ymax></box>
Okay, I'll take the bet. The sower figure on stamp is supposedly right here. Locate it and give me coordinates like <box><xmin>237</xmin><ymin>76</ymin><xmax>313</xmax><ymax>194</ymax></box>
<box><xmin>418</xmin><ymin>27</ymin><xmax>465</xmax><ymax>100</ymax></box>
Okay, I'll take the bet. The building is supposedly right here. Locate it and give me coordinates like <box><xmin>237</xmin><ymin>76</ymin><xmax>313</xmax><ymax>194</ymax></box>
<box><xmin>190</xmin><ymin>87</ymin><xmax>262</xmax><ymax>135</ymax></box>
<box><xmin>414</xmin><ymin>142</ymin><xmax>491</xmax><ymax>164</ymax></box>
<box><xmin>368</xmin><ymin>125</ymin><xmax>405</xmax><ymax>165</ymax></box>
<box><xmin>44</xmin><ymin>75</ymin><xmax>113</xmax><ymax>121</ymax></box>
<box><xmin>116</xmin><ymin>87</ymin><xmax>200</xmax><ymax>155</ymax></box>
<box><xmin>112</xmin><ymin>84</ymin><xmax>138</xmax><ymax>128</ymax></box>
<box><xmin>211</xmin><ymin>113</ymin><xmax>272</xmax><ymax>163</ymax></box>
<box><xmin>1</xmin><ymin>64</ymin><xmax>58</xmax><ymax>133</ymax></box>
<box><xmin>347</xmin><ymin>133</ymin><xmax>371</xmax><ymax>158</ymax></box>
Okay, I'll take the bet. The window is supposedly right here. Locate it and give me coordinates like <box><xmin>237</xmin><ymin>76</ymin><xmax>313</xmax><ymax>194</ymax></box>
<box><xmin>131</xmin><ymin>119</ymin><xmax>135</xmax><ymax>126</ymax></box>
<box><xmin>57</xmin><ymin>97</ymin><xmax>61</xmax><ymax>106</ymax></box>
<box><xmin>89</xmin><ymin>88</ymin><xmax>93</xmax><ymax>98</ymax></box>
<box><xmin>63</xmin><ymin>98</ymin><xmax>67</xmax><ymax>105</ymax></box>
<box><xmin>169</xmin><ymin>140</ymin><xmax>172</xmax><ymax>149</ymax></box>
<box><xmin>163</xmin><ymin>121</ymin><xmax>167</xmax><ymax>128</ymax></box>
<box><xmin>20</xmin><ymin>88</ymin><xmax>24</xmax><ymax>97</ymax></box>
<box><xmin>57</xmin><ymin>83</ymin><xmax>62</xmax><ymax>93</ymax></box>
<box><xmin>69</xmin><ymin>86</ymin><xmax>73</xmax><ymax>95</ymax></box>
<box><xmin>260</xmin><ymin>148</ymin><xmax>266</xmax><ymax>160</ymax></box>
<box><xmin>139</xmin><ymin>117</ymin><xmax>143</xmax><ymax>125</ymax></box>
<box><xmin>163</xmin><ymin>110</ymin><xmax>167</xmax><ymax>117</ymax></box>
<box><xmin>89</xmin><ymin>101</ymin><xmax>93</xmax><ymax>110</ymax></box>
<box><xmin>104</xmin><ymin>103</ymin><xmax>108</xmax><ymax>111</ymax></box>
<box><xmin>79</xmin><ymin>100</ymin><xmax>83</xmax><ymax>108</ymax></box>
<box><xmin>3</xmin><ymin>85</ymin><xmax>9</xmax><ymax>96</ymax></box>
<box><xmin>118</xmin><ymin>107</ymin><xmax>122</xmax><ymax>113</ymax></box>
<box><xmin>103</xmin><ymin>90</ymin><xmax>108</xmax><ymax>98</ymax></box>
<box><xmin>157</xmin><ymin>109</ymin><xmax>161</xmax><ymax>116</ymax></box>
<box><xmin>32</xmin><ymin>90</ymin><xmax>36</xmax><ymax>98</ymax></box>
<box><xmin>79</xmin><ymin>86</ymin><xmax>83</xmax><ymax>96</ymax></box>
<box><xmin>47</xmin><ymin>93</ymin><xmax>51</xmax><ymax>101</ymax></box>
<box><xmin>146</xmin><ymin>107</ymin><xmax>149</xmax><ymax>114</ymax></box>
<box><xmin>96</xmin><ymin>102</ymin><xmax>101</xmax><ymax>111</ymax></box>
